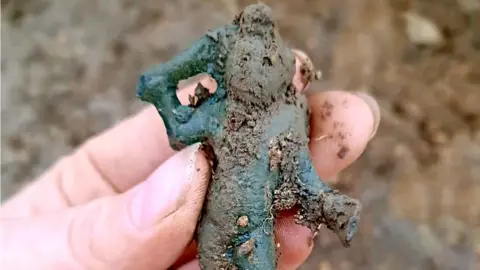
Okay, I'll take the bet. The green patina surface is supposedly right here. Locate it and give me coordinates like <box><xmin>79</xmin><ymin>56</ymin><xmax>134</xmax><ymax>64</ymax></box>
<box><xmin>136</xmin><ymin>26</ymin><xmax>236</xmax><ymax>149</ymax></box>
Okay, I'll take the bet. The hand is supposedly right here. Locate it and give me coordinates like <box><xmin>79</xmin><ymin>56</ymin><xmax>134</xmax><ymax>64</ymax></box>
<box><xmin>0</xmin><ymin>50</ymin><xmax>380</xmax><ymax>270</ymax></box>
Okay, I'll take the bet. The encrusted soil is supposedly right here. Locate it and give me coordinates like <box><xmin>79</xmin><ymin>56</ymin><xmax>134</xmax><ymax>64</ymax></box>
<box><xmin>2</xmin><ymin>0</ymin><xmax>480</xmax><ymax>269</ymax></box>
<box><xmin>195</xmin><ymin>6</ymin><xmax>358</xmax><ymax>268</ymax></box>
<box><xmin>195</xmin><ymin>5</ymin><xmax>302</xmax><ymax>268</ymax></box>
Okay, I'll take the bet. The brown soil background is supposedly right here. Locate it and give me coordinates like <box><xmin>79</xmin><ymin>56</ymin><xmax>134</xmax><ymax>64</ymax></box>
<box><xmin>2</xmin><ymin>0</ymin><xmax>479</xmax><ymax>269</ymax></box>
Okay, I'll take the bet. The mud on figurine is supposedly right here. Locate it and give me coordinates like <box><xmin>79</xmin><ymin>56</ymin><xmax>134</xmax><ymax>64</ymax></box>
<box><xmin>136</xmin><ymin>3</ymin><xmax>361</xmax><ymax>270</ymax></box>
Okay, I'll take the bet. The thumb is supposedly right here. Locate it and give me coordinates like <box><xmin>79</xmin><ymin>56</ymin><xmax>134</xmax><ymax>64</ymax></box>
<box><xmin>1</xmin><ymin>143</ymin><xmax>210</xmax><ymax>270</ymax></box>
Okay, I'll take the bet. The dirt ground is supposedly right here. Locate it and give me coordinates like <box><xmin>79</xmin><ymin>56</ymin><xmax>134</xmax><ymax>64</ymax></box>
<box><xmin>2</xmin><ymin>0</ymin><xmax>479</xmax><ymax>269</ymax></box>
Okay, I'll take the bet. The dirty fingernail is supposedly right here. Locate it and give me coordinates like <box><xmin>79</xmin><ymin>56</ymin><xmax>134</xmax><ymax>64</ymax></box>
<box><xmin>353</xmin><ymin>92</ymin><xmax>380</xmax><ymax>139</ymax></box>
<box><xmin>130</xmin><ymin>143</ymin><xmax>201</xmax><ymax>229</ymax></box>
<box><xmin>292</xmin><ymin>49</ymin><xmax>314</xmax><ymax>92</ymax></box>
<box><xmin>292</xmin><ymin>49</ymin><xmax>310</xmax><ymax>62</ymax></box>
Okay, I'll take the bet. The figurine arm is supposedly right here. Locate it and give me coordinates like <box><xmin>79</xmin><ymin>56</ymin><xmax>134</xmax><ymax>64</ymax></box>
<box><xmin>296</xmin><ymin>149</ymin><xmax>361</xmax><ymax>247</ymax></box>
<box><xmin>135</xmin><ymin>28</ymin><xmax>229</xmax><ymax>150</ymax></box>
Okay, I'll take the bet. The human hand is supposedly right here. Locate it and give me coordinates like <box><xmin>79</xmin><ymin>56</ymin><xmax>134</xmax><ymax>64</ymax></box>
<box><xmin>0</xmin><ymin>49</ymin><xmax>380</xmax><ymax>270</ymax></box>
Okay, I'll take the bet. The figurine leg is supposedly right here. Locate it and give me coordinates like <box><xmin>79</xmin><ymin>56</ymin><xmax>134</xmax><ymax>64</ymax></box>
<box><xmin>272</xmin><ymin>134</ymin><xmax>361</xmax><ymax>247</ymax></box>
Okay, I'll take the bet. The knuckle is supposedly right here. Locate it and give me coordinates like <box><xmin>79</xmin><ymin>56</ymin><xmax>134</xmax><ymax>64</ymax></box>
<box><xmin>66</xmin><ymin>202</ymin><xmax>126</xmax><ymax>269</ymax></box>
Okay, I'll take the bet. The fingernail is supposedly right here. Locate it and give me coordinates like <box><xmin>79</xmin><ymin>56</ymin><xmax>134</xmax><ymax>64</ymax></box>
<box><xmin>353</xmin><ymin>92</ymin><xmax>381</xmax><ymax>139</ymax></box>
<box><xmin>130</xmin><ymin>143</ymin><xmax>201</xmax><ymax>229</ymax></box>
<box><xmin>292</xmin><ymin>49</ymin><xmax>311</xmax><ymax>63</ymax></box>
<box><xmin>292</xmin><ymin>49</ymin><xmax>314</xmax><ymax>92</ymax></box>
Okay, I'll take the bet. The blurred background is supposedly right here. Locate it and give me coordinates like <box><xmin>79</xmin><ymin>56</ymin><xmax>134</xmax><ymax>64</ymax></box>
<box><xmin>1</xmin><ymin>0</ymin><xmax>479</xmax><ymax>269</ymax></box>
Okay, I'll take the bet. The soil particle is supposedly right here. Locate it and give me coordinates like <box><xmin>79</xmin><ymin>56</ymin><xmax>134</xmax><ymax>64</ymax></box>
<box><xmin>319</xmin><ymin>101</ymin><xmax>334</xmax><ymax>120</ymax></box>
<box><xmin>238</xmin><ymin>238</ymin><xmax>255</xmax><ymax>256</ymax></box>
<box><xmin>189</xmin><ymin>82</ymin><xmax>211</xmax><ymax>107</ymax></box>
<box><xmin>419</xmin><ymin>119</ymin><xmax>452</xmax><ymax>146</ymax></box>
<box><xmin>323</xmin><ymin>101</ymin><xmax>334</xmax><ymax>110</ymax></box>
<box><xmin>318</xmin><ymin>261</ymin><xmax>332</xmax><ymax>270</ymax></box>
<box><xmin>337</xmin><ymin>145</ymin><xmax>349</xmax><ymax>159</ymax></box>
<box><xmin>300</xmin><ymin>60</ymin><xmax>314</xmax><ymax>87</ymax></box>
<box><xmin>268</xmin><ymin>138</ymin><xmax>282</xmax><ymax>170</ymax></box>
<box><xmin>336</xmin><ymin>131</ymin><xmax>349</xmax><ymax>140</ymax></box>
<box><xmin>237</xmin><ymin>216</ymin><xmax>249</xmax><ymax>227</ymax></box>
<box><xmin>403</xmin><ymin>11</ymin><xmax>444</xmax><ymax>46</ymax></box>
<box><xmin>273</xmin><ymin>181</ymin><xmax>299</xmax><ymax>211</ymax></box>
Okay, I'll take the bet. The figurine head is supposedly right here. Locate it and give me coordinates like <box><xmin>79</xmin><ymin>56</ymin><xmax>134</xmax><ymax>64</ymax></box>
<box><xmin>237</xmin><ymin>3</ymin><xmax>275</xmax><ymax>35</ymax></box>
<box><xmin>227</xmin><ymin>4</ymin><xmax>296</xmax><ymax>108</ymax></box>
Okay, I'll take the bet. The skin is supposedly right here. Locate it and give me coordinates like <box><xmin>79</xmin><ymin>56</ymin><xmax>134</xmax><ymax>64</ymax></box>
<box><xmin>136</xmin><ymin>4</ymin><xmax>374</xmax><ymax>269</ymax></box>
<box><xmin>0</xmin><ymin>44</ymin><xmax>380</xmax><ymax>270</ymax></box>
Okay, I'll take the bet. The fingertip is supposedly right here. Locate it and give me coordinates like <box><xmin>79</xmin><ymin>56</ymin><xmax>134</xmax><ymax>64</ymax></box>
<box><xmin>292</xmin><ymin>49</ymin><xmax>314</xmax><ymax>92</ymax></box>
<box><xmin>352</xmin><ymin>92</ymin><xmax>381</xmax><ymax>139</ymax></box>
<box><xmin>192</xmin><ymin>145</ymin><xmax>212</xmax><ymax>186</ymax></box>
<box><xmin>308</xmin><ymin>90</ymin><xmax>378</xmax><ymax>179</ymax></box>
<box><xmin>275</xmin><ymin>210</ymin><xmax>314</xmax><ymax>269</ymax></box>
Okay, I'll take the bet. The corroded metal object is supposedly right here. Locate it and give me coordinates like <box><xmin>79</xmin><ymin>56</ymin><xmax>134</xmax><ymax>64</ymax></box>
<box><xmin>136</xmin><ymin>4</ymin><xmax>361</xmax><ymax>269</ymax></box>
